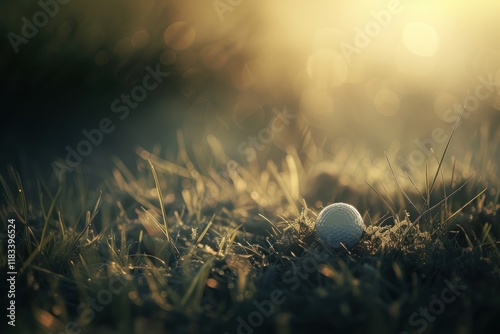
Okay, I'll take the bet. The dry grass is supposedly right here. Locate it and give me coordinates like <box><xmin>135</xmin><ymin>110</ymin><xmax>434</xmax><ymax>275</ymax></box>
<box><xmin>1</xmin><ymin>128</ymin><xmax>499</xmax><ymax>334</ymax></box>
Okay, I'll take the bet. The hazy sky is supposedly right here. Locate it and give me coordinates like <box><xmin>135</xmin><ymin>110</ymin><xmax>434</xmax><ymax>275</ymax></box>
<box><xmin>2</xmin><ymin>0</ymin><xmax>499</xmax><ymax>184</ymax></box>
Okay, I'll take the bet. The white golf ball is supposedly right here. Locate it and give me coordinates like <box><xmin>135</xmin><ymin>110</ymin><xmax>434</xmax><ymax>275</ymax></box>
<box><xmin>315</xmin><ymin>202</ymin><xmax>365</xmax><ymax>248</ymax></box>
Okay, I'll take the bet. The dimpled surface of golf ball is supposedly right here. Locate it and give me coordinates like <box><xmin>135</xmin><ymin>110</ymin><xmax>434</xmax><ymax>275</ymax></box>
<box><xmin>315</xmin><ymin>202</ymin><xmax>365</xmax><ymax>248</ymax></box>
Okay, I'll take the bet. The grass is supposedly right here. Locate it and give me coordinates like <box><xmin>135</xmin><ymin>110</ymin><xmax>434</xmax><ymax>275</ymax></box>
<box><xmin>1</xmin><ymin>128</ymin><xmax>499</xmax><ymax>334</ymax></box>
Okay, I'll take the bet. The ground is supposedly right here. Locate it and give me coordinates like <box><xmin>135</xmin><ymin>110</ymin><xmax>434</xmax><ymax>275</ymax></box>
<box><xmin>1</xmin><ymin>133</ymin><xmax>499</xmax><ymax>334</ymax></box>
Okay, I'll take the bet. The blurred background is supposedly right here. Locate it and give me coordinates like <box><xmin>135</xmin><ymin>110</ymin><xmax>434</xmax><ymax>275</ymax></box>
<box><xmin>1</xmin><ymin>0</ymin><xmax>499</xmax><ymax>194</ymax></box>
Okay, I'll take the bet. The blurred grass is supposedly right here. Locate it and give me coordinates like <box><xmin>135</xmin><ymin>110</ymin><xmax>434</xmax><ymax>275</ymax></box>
<box><xmin>1</xmin><ymin>129</ymin><xmax>499</xmax><ymax>334</ymax></box>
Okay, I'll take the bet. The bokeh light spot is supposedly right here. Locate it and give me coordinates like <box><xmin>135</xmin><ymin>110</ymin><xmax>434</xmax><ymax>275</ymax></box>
<box><xmin>403</xmin><ymin>22</ymin><xmax>439</xmax><ymax>57</ymax></box>
<box><xmin>114</xmin><ymin>37</ymin><xmax>134</xmax><ymax>57</ymax></box>
<box><xmin>164</xmin><ymin>21</ymin><xmax>196</xmax><ymax>51</ymax></box>
<box><xmin>131</xmin><ymin>30</ymin><xmax>150</xmax><ymax>48</ymax></box>
<box><xmin>200</xmin><ymin>44</ymin><xmax>228</xmax><ymax>70</ymax></box>
<box><xmin>207</xmin><ymin>278</ymin><xmax>219</xmax><ymax>289</ymax></box>
<box><xmin>58</xmin><ymin>20</ymin><xmax>74</xmax><ymax>38</ymax></box>
<box><xmin>374</xmin><ymin>89</ymin><xmax>400</xmax><ymax>117</ymax></box>
<box><xmin>160</xmin><ymin>49</ymin><xmax>177</xmax><ymax>65</ymax></box>
<box><xmin>307</xmin><ymin>50</ymin><xmax>348</xmax><ymax>88</ymax></box>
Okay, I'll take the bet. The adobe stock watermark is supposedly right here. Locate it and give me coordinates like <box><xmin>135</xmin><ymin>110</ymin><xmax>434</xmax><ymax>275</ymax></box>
<box><xmin>51</xmin><ymin>64</ymin><xmax>169</xmax><ymax>181</ymax></box>
<box><xmin>439</xmin><ymin>74</ymin><xmax>499</xmax><ymax>124</ymax></box>
<box><xmin>226</xmin><ymin>248</ymin><xmax>329</xmax><ymax>334</ymax></box>
<box><xmin>385</xmin><ymin>73</ymin><xmax>500</xmax><ymax>180</ymax></box>
<box><xmin>339</xmin><ymin>0</ymin><xmax>403</xmax><ymax>63</ymax></box>
<box><xmin>399</xmin><ymin>277</ymin><xmax>467</xmax><ymax>334</ymax></box>
<box><xmin>213</xmin><ymin>0</ymin><xmax>244</xmax><ymax>22</ymax></box>
<box><xmin>237</xmin><ymin>106</ymin><xmax>296</xmax><ymax>161</ymax></box>
<box><xmin>7</xmin><ymin>0</ymin><xmax>72</xmax><ymax>54</ymax></box>
<box><xmin>54</xmin><ymin>271</ymin><xmax>129</xmax><ymax>334</ymax></box>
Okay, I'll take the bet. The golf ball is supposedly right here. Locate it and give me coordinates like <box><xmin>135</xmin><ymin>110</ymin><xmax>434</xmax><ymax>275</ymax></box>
<box><xmin>315</xmin><ymin>202</ymin><xmax>365</xmax><ymax>248</ymax></box>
